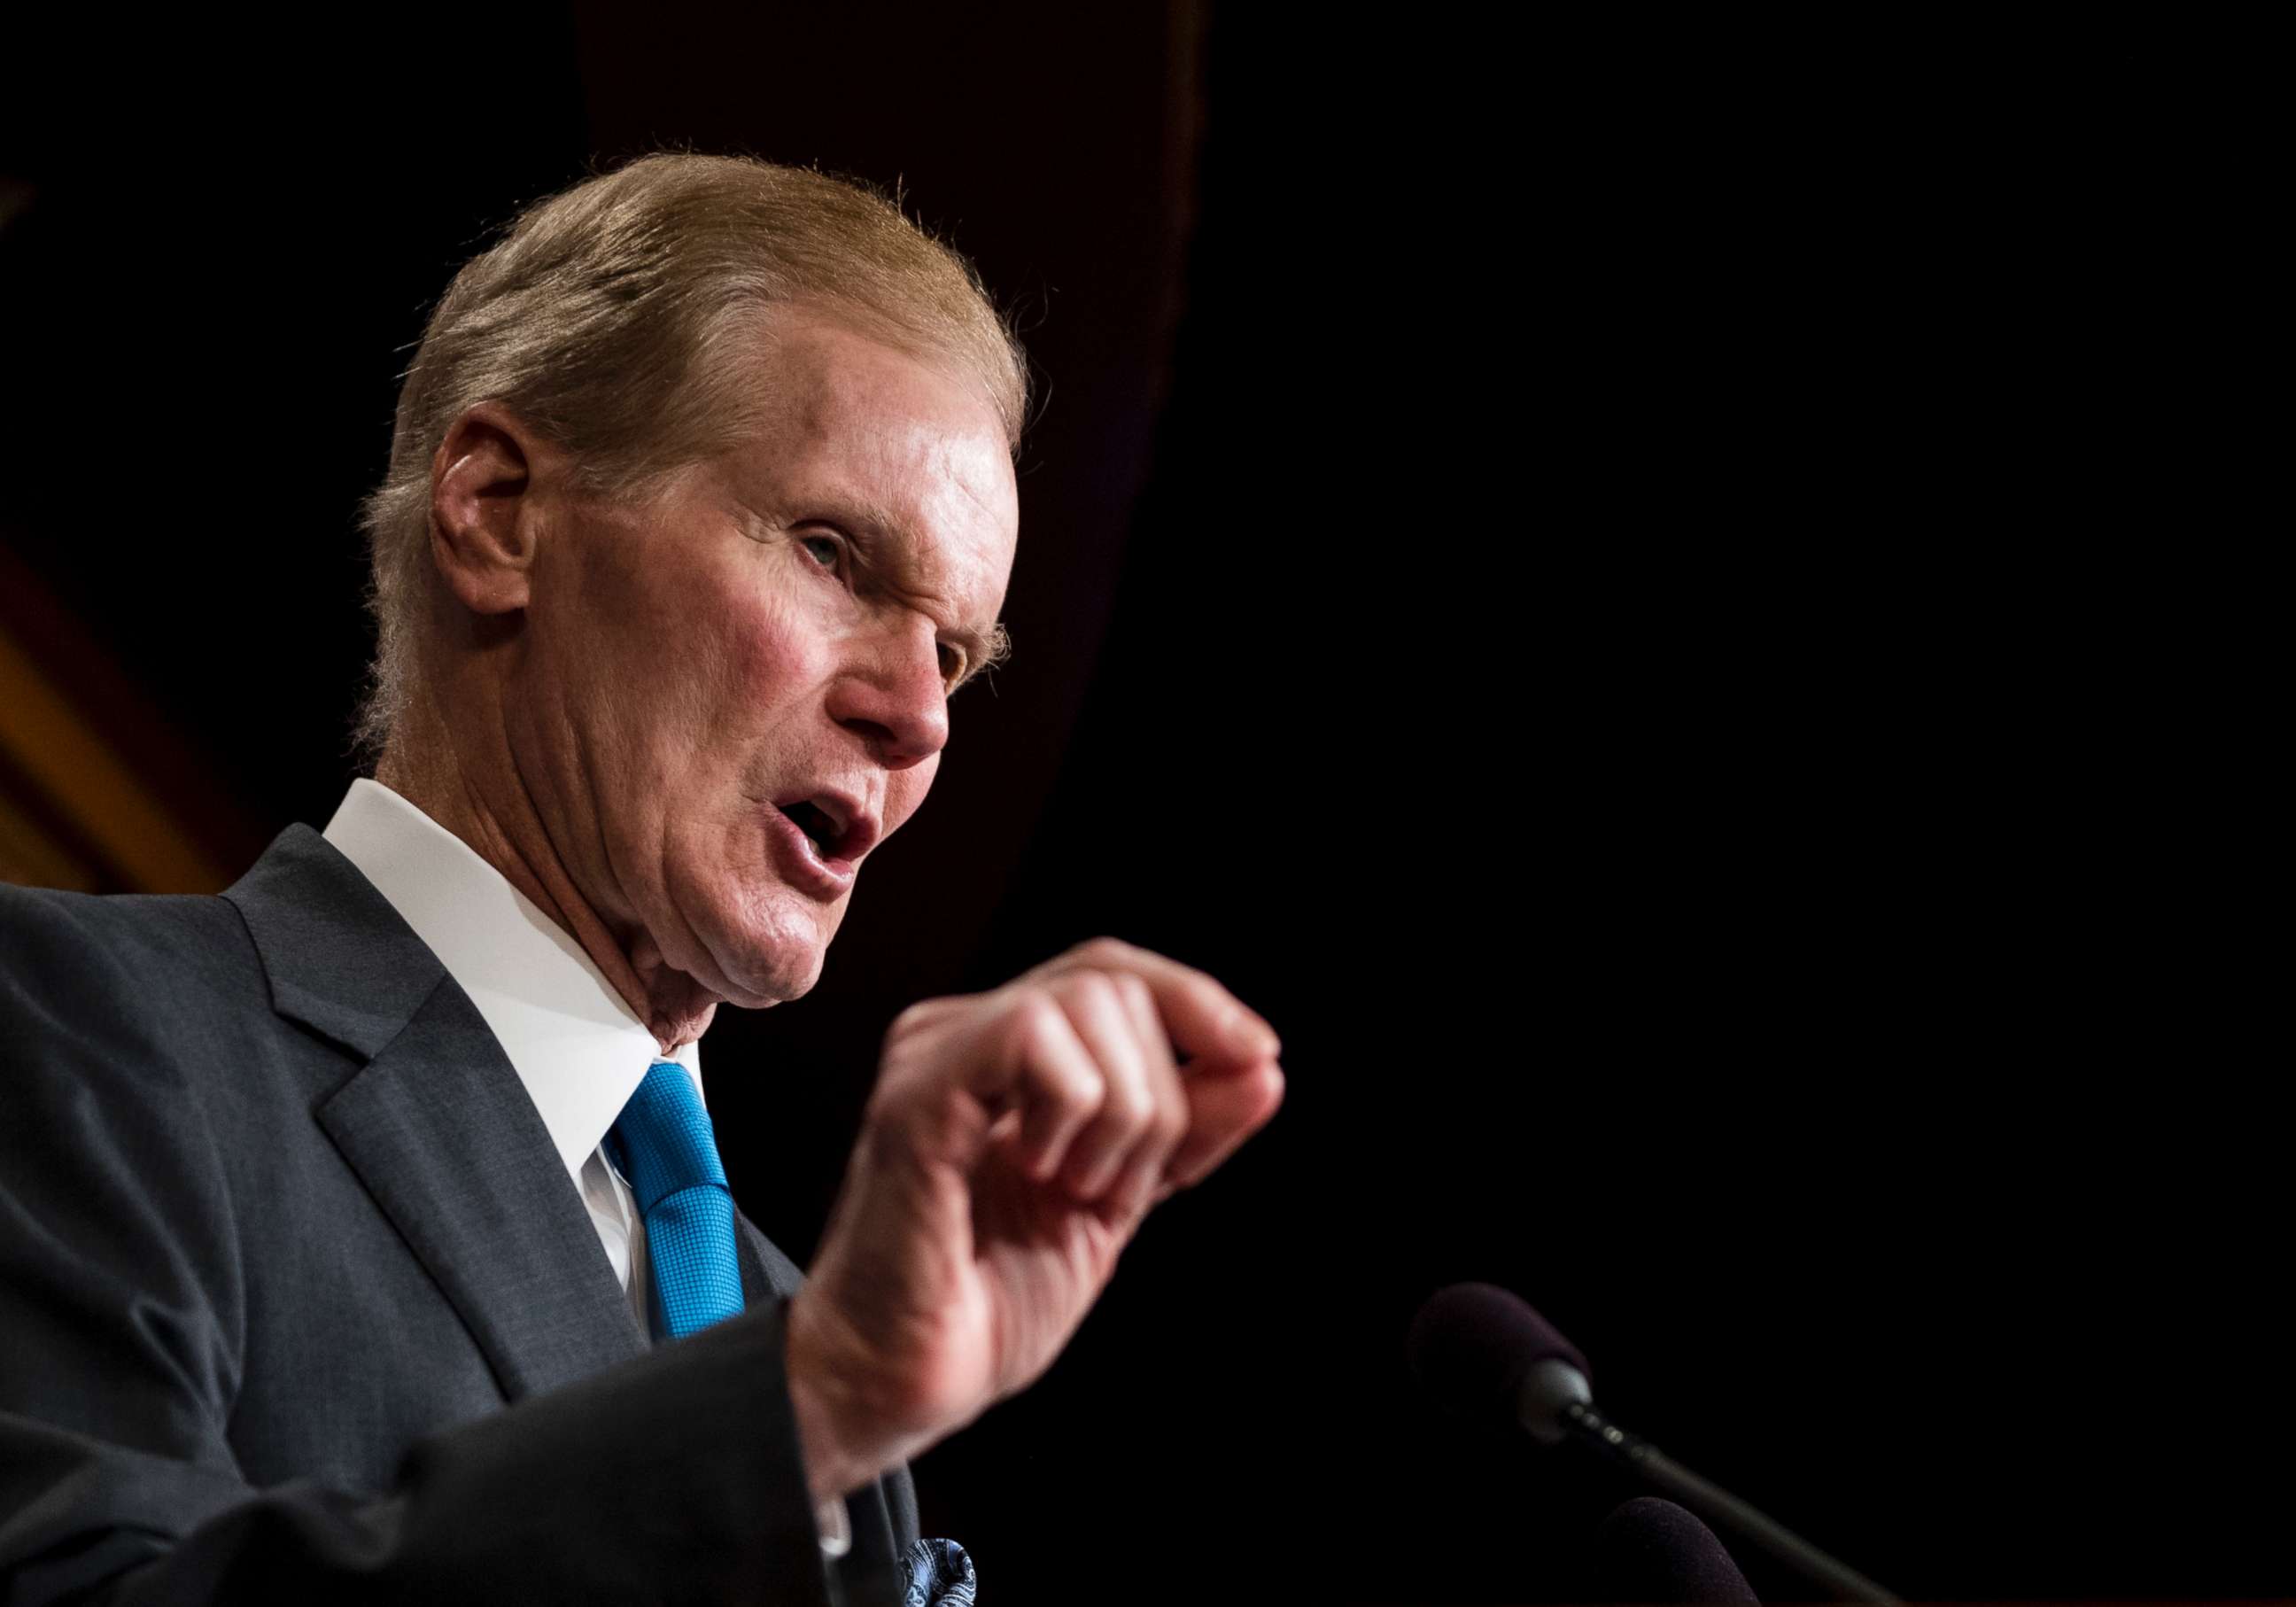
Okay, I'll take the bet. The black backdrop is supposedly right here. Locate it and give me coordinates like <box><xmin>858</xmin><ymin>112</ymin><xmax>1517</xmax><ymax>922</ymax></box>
<box><xmin>2</xmin><ymin>12</ymin><xmax>2271</xmax><ymax>1602</ymax></box>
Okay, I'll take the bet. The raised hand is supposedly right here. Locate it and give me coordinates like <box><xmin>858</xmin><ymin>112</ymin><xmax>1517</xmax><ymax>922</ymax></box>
<box><xmin>783</xmin><ymin>938</ymin><xmax>1284</xmax><ymax>1502</ymax></box>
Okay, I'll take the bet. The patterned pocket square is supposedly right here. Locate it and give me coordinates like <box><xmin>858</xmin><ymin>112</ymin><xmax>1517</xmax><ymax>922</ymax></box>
<box><xmin>898</xmin><ymin>1536</ymin><xmax>976</xmax><ymax>1606</ymax></box>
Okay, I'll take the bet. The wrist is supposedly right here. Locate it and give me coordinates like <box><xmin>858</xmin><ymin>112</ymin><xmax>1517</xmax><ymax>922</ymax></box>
<box><xmin>784</xmin><ymin>1287</ymin><xmax>893</xmax><ymax>1507</ymax></box>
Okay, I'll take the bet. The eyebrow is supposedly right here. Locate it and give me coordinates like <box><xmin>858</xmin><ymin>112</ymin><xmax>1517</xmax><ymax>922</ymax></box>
<box><xmin>827</xmin><ymin>497</ymin><xmax>1004</xmax><ymax>673</ymax></box>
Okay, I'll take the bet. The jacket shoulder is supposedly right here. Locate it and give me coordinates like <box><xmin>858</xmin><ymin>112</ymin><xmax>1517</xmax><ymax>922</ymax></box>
<box><xmin>0</xmin><ymin>881</ymin><xmax>268</xmax><ymax>1074</ymax></box>
<box><xmin>0</xmin><ymin>880</ymin><xmax>256</xmax><ymax>965</ymax></box>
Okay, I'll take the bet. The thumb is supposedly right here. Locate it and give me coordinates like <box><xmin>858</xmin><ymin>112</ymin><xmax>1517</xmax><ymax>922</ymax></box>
<box><xmin>1166</xmin><ymin>1059</ymin><xmax>1285</xmax><ymax>1190</ymax></box>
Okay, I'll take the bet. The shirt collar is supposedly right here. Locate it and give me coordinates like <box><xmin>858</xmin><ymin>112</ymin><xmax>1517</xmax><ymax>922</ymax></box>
<box><xmin>322</xmin><ymin>778</ymin><xmax>702</xmax><ymax>1183</ymax></box>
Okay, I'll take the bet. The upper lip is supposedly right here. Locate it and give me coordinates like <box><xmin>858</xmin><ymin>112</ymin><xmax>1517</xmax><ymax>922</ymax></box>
<box><xmin>773</xmin><ymin>787</ymin><xmax>880</xmax><ymax>865</ymax></box>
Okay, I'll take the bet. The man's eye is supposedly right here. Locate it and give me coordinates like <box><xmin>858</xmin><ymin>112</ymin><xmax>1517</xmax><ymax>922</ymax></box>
<box><xmin>798</xmin><ymin>534</ymin><xmax>842</xmax><ymax>569</ymax></box>
<box><xmin>939</xmin><ymin>645</ymin><xmax>966</xmax><ymax>686</ymax></box>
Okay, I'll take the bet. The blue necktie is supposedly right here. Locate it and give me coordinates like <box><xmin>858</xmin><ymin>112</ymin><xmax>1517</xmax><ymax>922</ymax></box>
<box><xmin>605</xmin><ymin>1060</ymin><xmax>744</xmax><ymax>1339</ymax></box>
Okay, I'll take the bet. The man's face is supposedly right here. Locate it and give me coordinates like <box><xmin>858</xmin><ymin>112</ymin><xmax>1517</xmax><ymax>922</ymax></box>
<box><xmin>507</xmin><ymin>311</ymin><xmax>1019</xmax><ymax>1011</ymax></box>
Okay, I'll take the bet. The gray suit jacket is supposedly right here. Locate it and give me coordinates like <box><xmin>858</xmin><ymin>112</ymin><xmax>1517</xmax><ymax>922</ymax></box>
<box><xmin>0</xmin><ymin>825</ymin><xmax>918</xmax><ymax>1604</ymax></box>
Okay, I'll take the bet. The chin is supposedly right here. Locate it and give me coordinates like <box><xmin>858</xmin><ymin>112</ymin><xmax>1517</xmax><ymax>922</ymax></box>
<box><xmin>710</xmin><ymin>896</ymin><xmax>842</xmax><ymax>1007</ymax></box>
<box><xmin>726</xmin><ymin>948</ymin><xmax>824</xmax><ymax>1007</ymax></box>
<box><xmin>663</xmin><ymin>845</ymin><xmax>842</xmax><ymax>1007</ymax></box>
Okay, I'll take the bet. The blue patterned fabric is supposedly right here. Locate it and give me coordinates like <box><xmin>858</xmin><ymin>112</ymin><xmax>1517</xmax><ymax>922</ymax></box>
<box><xmin>604</xmin><ymin>1061</ymin><xmax>744</xmax><ymax>1339</ymax></box>
<box><xmin>900</xmin><ymin>1538</ymin><xmax>977</xmax><ymax>1606</ymax></box>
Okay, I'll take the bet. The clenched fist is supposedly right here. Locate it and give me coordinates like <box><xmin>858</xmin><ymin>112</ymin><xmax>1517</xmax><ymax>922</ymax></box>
<box><xmin>783</xmin><ymin>938</ymin><xmax>1285</xmax><ymax>1502</ymax></box>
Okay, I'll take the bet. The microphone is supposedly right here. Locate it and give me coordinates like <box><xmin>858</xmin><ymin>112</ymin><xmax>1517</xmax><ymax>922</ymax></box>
<box><xmin>1408</xmin><ymin>1283</ymin><xmax>1898</xmax><ymax>1604</ymax></box>
<box><xmin>1588</xmin><ymin>1497</ymin><xmax>1758</xmax><ymax>1604</ymax></box>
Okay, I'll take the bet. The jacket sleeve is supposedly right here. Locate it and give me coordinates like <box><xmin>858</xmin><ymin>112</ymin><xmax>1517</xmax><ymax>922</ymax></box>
<box><xmin>0</xmin><ymin>889</ymin><xmax>879</xmax><ymax>1607</ymax></box>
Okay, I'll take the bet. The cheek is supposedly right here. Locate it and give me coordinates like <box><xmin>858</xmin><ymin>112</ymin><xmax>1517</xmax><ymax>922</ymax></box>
<box><xmin>729</xmin><ymin>592</ymin><xmax>824</xmax><ymax>697</ymax></box>
<box><xmin>882</xmin><ymin>757</ymin><xmax>941</xmax><ymax>838</ymax></box>
<box><xmin>674</xmin><ymin>586</ymin><xmax>834</xmax><ymax>768</ymax></box>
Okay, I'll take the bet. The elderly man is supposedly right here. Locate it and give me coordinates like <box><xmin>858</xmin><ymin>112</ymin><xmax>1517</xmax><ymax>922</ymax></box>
<box><xmin>0</xmin><ymin>154</ymin><xmax>1283</xmax><ymax>1605</ymax></box>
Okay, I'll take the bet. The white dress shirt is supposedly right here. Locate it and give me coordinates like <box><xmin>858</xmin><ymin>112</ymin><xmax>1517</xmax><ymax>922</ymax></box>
<box><xmin>322</xmin><ymin>780</ymin><xmax>854</xmax><ymax>1557</ymax></box>
<box><xmin>322</xmin><ymin>778</ymin><xmax>700</xmax><ymax>1336</ymax></box>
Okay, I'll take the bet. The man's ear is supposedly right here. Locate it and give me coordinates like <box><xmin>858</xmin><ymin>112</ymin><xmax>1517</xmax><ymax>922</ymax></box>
<box><xmin>428</xmin><ymin>403</ymin><xmax>553</xmax><ymax>616</ymax></box>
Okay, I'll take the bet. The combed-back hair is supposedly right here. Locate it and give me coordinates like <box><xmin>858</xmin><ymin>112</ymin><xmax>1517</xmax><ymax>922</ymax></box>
<box><xmin>353</xmin><ymin>151</ymin><xmax>1029</xmax><ymax>763</ymax></box>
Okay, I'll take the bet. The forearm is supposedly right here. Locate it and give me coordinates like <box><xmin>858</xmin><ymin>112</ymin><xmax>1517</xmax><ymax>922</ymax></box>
<box><xmin>6</xmin><ymin>1308</ymin><xmax>836</xmax><ymax>1607</ymax></box>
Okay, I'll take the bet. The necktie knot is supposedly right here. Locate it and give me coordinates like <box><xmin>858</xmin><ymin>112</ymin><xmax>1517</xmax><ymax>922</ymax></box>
<box><xmin>608</xmin><ymin>1060</ymin><xmax>728</xmax><ymax>1213</ymax></box>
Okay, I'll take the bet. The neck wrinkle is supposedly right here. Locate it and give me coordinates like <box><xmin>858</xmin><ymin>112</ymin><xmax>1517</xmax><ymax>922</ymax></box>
<box><xmin>376</xmin><ymin>683</ymin><xmax>710</xmax><ymax>1055</ymax></box>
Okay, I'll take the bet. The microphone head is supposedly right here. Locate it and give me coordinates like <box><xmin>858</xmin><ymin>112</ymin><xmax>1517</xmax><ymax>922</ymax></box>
<box><xmin>1408</xmin><ymin>1282</ymin><xmax>1592</xmax><ymax>1433</ymax></box>
<box><xmin>1587</xmin><ymin>1496</ymin><xmax>1760</xmax><ymax>1604</ymax></box>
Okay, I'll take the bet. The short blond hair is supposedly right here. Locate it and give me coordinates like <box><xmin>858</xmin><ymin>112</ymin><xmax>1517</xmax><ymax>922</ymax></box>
<box><xmin>353</xmin><ymin>152</ymin><xmax>1029</xmax><ymax>761</ymax></box>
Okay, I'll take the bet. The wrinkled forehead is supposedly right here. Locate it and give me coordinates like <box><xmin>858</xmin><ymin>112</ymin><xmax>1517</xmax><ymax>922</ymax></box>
<box><xmin>757</xmin><ymin>312</ymin><xmax>1007</xmax><ymax>477</ymax></box>
<box><xmin>753</xmin><ymin>305</ymin><xmax>1007</xmax><ymax>451</ymax></box>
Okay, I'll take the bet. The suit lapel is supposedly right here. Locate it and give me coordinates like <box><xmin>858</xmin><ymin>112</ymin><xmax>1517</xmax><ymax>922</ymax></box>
<box><xmin>735</xmin><ymin>1213</ymin><xmax>803</xmax><ymax>1308</ymax></box>
<box><xmin>229</xmin><ymin>825</ymin><xmax>646</xmax><ymax>1400</ymax></box>
<box><xmin>735</xmin><ymin>1229</ymin><xmax>774</xmax><ymax>1310</ymax></box>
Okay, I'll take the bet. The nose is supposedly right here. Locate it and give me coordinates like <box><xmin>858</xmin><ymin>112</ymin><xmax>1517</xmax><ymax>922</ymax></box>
<box><xmin>826</xmin><ymin>614</ymin><xmax>949</xmax><ymax>770</ymax></box>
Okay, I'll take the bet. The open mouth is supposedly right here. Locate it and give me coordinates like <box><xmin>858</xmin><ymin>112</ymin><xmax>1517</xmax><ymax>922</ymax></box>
<box><xmin>778</xmin><ymin>800</ymin><xmax>846</xmax><ymax>860</ymax></box>
<box><xmin>769</xmin><ymin>788</ymin><xmax>879</xmax><ymax>873</ymax></box>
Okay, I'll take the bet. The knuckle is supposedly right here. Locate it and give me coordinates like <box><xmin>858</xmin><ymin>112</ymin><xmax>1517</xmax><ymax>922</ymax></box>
<box><xmin>885</xmin><ymin>998</ymin><xmax>940</xmax><ymax>1041</ymax></box>
<box><xmin>1000</xmin><ymin>993</ymin><xmax>1067</xmax><ymax>1060</ymax></box>
<box><xmin>1172</xmin><ymin>955</ymin><xmax>1229</xmax><ymax>998</ymax></box>
<box><xmin>860</xmin><ymin>1083</ymin><xmax>915</xmax><ymax>1137</ymax></box>
<box><xmin>1066</xmin><ymin>970</ymin><xmax>1123</xmax><ymax>1016</ymax></box>
<box><xmin>1008</xmin><ymin>986</ymin><xmax>1066</xmax><ymax>1035</ymax></box>
<box><xmin>1183</xmin><ymin>967</ymin><xmax>1235</xmax><ymax>1009</ymax></box>
<box><xmin>1153</xmin><ymin>1091</ymin><xmax>1189</xmax><ymax>1143</ymax></box>
<box><xmin>1057</xmin><ymin>1061</ymin><xmax>1108</xmax><ymax>1115</ymax></box>
<box><xmin>1110</xmin><ymin>1076</ymin><xmax>1154</xmax><ymax>1126</ymax></box>
<box><xmin>1074</xmin><ymin>935</ymin><xmax>1136</xmax><ymax>967</ymax></box>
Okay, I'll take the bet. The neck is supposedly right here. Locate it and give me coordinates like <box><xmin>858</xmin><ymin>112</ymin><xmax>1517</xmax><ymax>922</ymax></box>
<box><xmin>376</xmin><ymin>687</ymin><xmax>719</xmax><ymax>1053</ymax></box>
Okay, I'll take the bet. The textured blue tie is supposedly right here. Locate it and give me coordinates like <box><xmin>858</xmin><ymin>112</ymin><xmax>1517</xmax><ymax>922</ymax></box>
<box><xmin>605</xmin><ymin>1060</ymin><xmax>745</xmax><ymax>1339</ymax></box>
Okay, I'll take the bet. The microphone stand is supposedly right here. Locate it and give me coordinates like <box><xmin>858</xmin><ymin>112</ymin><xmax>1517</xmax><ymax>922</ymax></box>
<box><xmin>1560</xmin><ymin>1399</ymin><xmax>1901</xmax><ymax>1604</ymax></box>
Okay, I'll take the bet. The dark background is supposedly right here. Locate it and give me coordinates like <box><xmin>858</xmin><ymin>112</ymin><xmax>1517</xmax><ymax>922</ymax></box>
<box><xmin>1</xmin><ymin>11</ymin><xmax>2270</xmax><ymax>1602</ymax></box>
